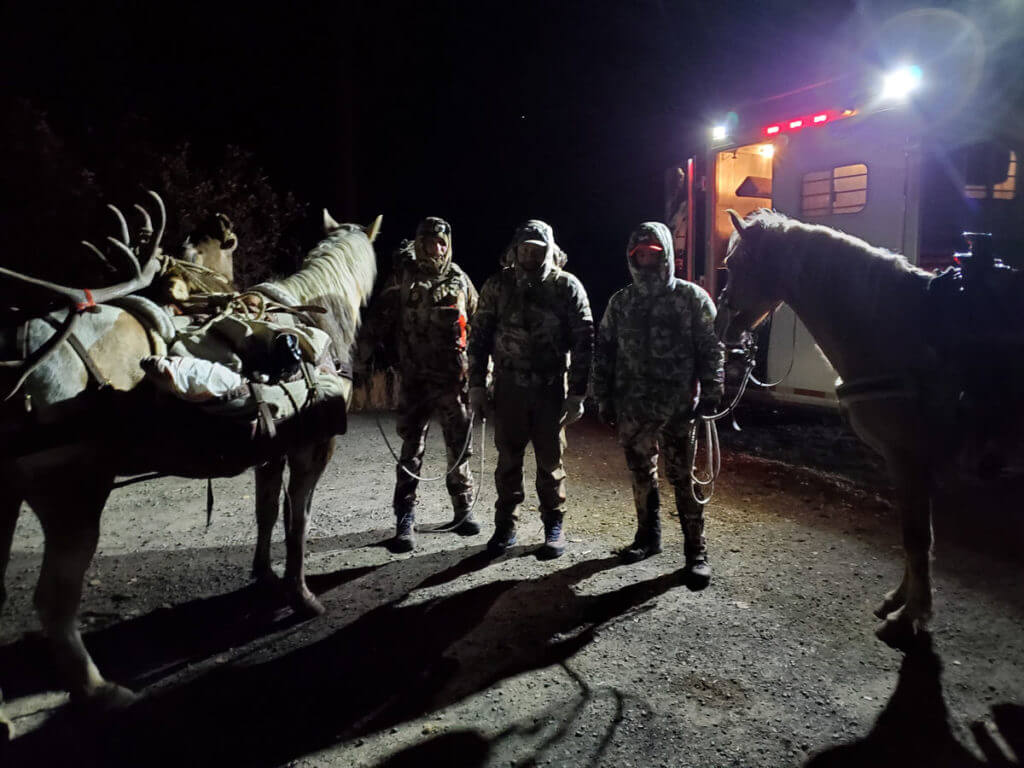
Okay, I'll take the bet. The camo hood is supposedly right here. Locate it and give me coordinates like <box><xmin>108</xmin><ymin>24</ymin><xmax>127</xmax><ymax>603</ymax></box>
<box><xmin>626</xmin><ymin>221</ymin><xmax>674</xmax><ymax>294</ymax></box>
<box><xmin>511</xmin><ymin>219</ymin><xmax>560</xmax><ymax>284</ymax></box>
<box><xmin>413</xmin><ymin>216</ymin><xmax>453</xmax><ymax>278</ymax></box>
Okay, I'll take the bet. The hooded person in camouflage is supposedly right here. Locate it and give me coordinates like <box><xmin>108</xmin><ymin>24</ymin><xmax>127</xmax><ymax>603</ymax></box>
<box><xmin>469</xmin><ymin>220</ymin><xmax>593</xmax><ymax>559</ymax></box>
<box><xmin>592</xmin><ymin>222</ymin><xmax>725</xmax><ymax>585</ymax></box>
<box><xmin>370</xmin><ymin>217</ymin><xmax>480</xmax><ymax>552</ymax></box>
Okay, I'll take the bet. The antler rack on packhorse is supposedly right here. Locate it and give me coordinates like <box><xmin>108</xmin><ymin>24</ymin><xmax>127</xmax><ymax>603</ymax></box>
<box><xmin>718</xmin><ymin>208</ymin><xmax>1024</xmax><ymax>650</ymax></box>
<box><xmin>0</xmin><ymin>194</ymin><xmax>379</xmax><ymax>720</ymax></box>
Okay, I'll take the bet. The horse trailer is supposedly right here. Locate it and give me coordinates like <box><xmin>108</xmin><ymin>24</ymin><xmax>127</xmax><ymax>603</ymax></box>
<box><xmin>669</xmin><ymin>62</ymin><xmax>1023</xmax><ymax>408</ymax></box>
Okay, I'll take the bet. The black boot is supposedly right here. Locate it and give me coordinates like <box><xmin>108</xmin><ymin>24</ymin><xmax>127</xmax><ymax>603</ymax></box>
<box><xmin>621</xmin><ymin>486</ymin><xmax>663</xmax><ymax>563</ymax></box>
<box><xmin>391</xmin><ymin>507</ymin><xmax>416</xmax><ymax>553</ymax></box>
<box><xmin>538</xmin><ymin>511</ymin><xmax>567</xmax><ymax>560</ymax></box>
<box><xmin>487</xmin><ymin>509</ymin><xmax>518</xmax><ymax>555</ymax></box>
<box><xmin>450</xmin><ymin>492</ymin><xmax>481</xmax><ymax>536</ymax></box>
<box><xmin>677</xmin><ymin>489</ymin><xmax>710</xmax><ymax>587</ymax></box>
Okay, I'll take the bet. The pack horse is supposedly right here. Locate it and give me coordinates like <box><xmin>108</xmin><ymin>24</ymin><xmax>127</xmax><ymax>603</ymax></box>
<box><xmin>0</xmin><ymin>194</ymin><xmax>379</xmax><ymax>715</ymax></box>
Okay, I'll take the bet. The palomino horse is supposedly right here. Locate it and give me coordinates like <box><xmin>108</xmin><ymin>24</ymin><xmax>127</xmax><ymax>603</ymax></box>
<box><xmin>0</xmin><ymin>199</ymin><xmax>378</xmax><ymax>715</ymax></box>
<box><xmin>719</xmin><ymin>208</ymin><xmax>1022</xmax><ymax>649</ymax></box>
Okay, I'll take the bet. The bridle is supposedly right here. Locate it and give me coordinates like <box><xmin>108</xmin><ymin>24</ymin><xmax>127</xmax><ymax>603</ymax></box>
<box><xmin>688</xmin><ymin>283</ymin><xmax>794</xmax><ymax>504</ymax></box>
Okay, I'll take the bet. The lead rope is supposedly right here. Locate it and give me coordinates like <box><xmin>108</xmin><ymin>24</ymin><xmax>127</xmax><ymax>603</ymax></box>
<box><xmin>374</xmin><ymin>408</ymin><xmax>486</xmax><ymax>534</ymax></box>
<box><xmin>416</xmin><ymin>417</ymin><xmax>485</xmax><ymax>533</ymax></box>
<box><xmin>688</xmin><ymin>347</ymin><xmax>757</xmax><ymax>505</ymax></box>
<box><xmin>688</xmin><ymin>300</ymin><xmax>800</xmax><ymax>504</ymax></box>
<box><xmin>375</xmin><ymin>409</ymin><xmax>475</xmax><ymax>482</ymax></box>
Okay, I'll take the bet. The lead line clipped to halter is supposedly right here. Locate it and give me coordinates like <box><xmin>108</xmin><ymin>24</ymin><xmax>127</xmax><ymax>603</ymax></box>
<box><xmin>688</xmin><ymin>311</ymin><xmax>794</xmax><ymax>504</ymax></box>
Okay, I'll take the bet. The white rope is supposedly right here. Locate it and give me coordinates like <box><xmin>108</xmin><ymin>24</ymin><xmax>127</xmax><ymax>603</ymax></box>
<box><xmin>375</xmin><ymin>410</ymin><xmax>475</xmax><ymax>482</ymax></box>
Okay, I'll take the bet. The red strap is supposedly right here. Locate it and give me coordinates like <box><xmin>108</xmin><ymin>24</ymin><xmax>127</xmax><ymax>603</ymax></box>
<box><xmin>76</xmin><ymin>289</ymin><xmax>96</xmax><ymax>312</ymax></box>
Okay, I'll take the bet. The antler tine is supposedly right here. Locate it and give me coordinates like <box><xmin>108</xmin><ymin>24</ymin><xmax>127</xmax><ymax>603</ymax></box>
<box><xmin>107</xmin><ymin>204</ymin><xmax>131</xmax><ymax>246</ymax></box>
<box><xmin>133</xmin><ymin>203</ymin><xmax>154</xmax><ymax>235</ymax></box>
<box><xmin>0</xmin><ymin>193</ymin><xmax>167</xmax><ymax>307</ymax></box>
<box><xmin>146</xmin><ymin>190</ymin><xmax>166</xmax><ymax>256</ymax></box>
<box><xmin>82</xmin><ymin>240</ymin><xmax>118</xmax><ymax>273</ymax></box>
<box><xmin>107</xmin><ymin>236</ymin><xmax>143</xmax><ymax>277</ymax></box>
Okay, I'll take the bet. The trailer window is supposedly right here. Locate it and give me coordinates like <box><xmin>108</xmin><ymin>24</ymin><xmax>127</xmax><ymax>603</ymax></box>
<box><xmin>965</xmin><ymin>150</ymin><xmax>1017</xmax><ymax>200</ymax></box>
<box><xmin>801</xmin><ymin>163</ymin><xmax>867</xmax><ymax>216</ymax></box>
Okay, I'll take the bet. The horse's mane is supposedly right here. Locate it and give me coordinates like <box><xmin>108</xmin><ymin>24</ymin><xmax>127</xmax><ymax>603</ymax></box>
<box><xmin>735</xmin><ymin>209</ymin><xmax>932</xmax><ymax>282</ymax></box>
<box><xmin>260</xmin><ymin>226</ymin><xmax>377</xmax><ymax>362</ymax></box>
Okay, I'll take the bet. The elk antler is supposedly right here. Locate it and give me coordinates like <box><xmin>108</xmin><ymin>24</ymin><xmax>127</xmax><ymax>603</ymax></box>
<box><xmin>107</xmin><ymin>204</ymin><xmax>131</xmax><ymax>247</ymax></box>
<box><xmin>0</xmin><ymin>190</ymin><xmax>167</xmax><ymax>308</ymax></box>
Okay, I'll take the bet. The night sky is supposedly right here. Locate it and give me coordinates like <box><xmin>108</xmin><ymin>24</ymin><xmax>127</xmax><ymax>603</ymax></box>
<box><xmin>1</xmin><ymin>0</ymin><xmax>992</xmax><ymax>312</ymax></box>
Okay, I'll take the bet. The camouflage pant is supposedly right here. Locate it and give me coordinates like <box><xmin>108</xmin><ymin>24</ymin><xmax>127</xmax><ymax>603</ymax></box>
<box><xmin>492</xmin><ymin>377</ymin><xmax>566</xmax><ymax>523</ymax></box>
<box><xmin>393</xmin><ymin>378</ymin><xmax>473</xmax><ymax>514</ymax></box>
<box><xmin>616</xmin><ymin>410</ymin><xmax>706</xmax><ymax>554</ymax></box>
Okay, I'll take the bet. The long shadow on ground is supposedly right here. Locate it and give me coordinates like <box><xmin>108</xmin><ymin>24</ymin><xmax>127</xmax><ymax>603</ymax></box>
<box><xmin>806</xmin><ymin>633</ymin><xmax>1024</xmax><ymax>768</ymax></box>
<box><xmin>9</xmin><ymin>552</ymin><xmax>680</xmax><ymax>767</ymax></box>
<box><xmin>0</xmin><ymin>552</ymin><xmax>383</xmax><ymax>699</ymax></box>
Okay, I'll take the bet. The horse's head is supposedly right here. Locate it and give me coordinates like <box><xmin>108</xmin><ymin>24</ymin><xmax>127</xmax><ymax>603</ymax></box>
<box><xmin>323</xmin><ymin>208</ymin><xmax>382</xmax><ymax>243</ymax></box>
<box><xmin>717</xmin><ymin>209</ymin><xmax>785</xmax><ymax>345</ymax></box>
<box><xmin>183</xmin><ymin>213</ymin><xmax>238</xmax><ymax>284</ymax></box>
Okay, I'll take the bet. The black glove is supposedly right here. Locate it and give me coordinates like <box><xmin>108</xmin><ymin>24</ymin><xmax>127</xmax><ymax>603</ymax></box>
<box><xmin>598</xmin><ymin>401</ymin><xmax>616</xmax><ymax>427</ymax></box>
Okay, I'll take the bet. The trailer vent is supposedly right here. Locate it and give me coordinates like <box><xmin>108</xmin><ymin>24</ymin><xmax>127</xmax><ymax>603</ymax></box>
<box><xmin>801</xmin><ymin>163</ymin><xmax>867</xmax><ymax>217</ymax></box>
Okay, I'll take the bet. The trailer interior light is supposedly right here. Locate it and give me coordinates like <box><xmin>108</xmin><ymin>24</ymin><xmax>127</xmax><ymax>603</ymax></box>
<box><xmin>881</xmin><ymin>65</ymin><xmax>922</xmax><ymax>100</ymax></box>
<box><xmin>789</xmin><ymin>119</ymin><xmax>803</xmax><ymax>129</ymax></box>
<box><xmin>812</xmin><ymin>113</ymin><xmax>828</xmax><ymax>123</ymax></box>
<box><xmin>712</xmin><ymin>124</ymin><xmax>728</xmax><ymax>141</ymax></box>
<box><xmin>757</xmin><ymin>144</ymin><xmax>775</xmax><ymax>158</ymax></box>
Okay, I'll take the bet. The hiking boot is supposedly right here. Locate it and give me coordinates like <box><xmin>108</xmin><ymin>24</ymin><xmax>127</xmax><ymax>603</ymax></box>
<box><xmin>683</xmin><ymin>550</ymin><xmax>711</xmax><ymax>587</ymax></box>
<box><xmin>620</xmin><ymin>525</ymin><xmax>662</xmax><ymax>563</ymax></box>
<box><xmin>391</xmin><ymin>509</ymin><xmax>415</xmax><ymax>553</ymax></box>
<box><xmin>487</xmin><ymin>521</ymin><xmax>517</xmax><ymax>555</ymax></box>
<box><xmin>677</xmin><ymin>489</ymin><xmax>709</xmax><ymax>587</ymax></box>
<box><xmin>620</xmin><ymin>488</ymin><xmax>662</xmax><ymax>564</ymax></box>
<box><xmin>450</xmin><ymin>506</ymin><xmax>481</xmax><ymax>536</ymax></box>
<box><xmin>538</xmin><ymin>514</ymin><xmax>567</xmax><ymax>560</ymax></box>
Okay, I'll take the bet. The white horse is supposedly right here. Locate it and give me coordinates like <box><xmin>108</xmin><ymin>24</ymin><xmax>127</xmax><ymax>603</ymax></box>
<box><xmin>719</xmin><ymin>208</ymin><xmax>1023</xmax><ymax>649</ymax></box>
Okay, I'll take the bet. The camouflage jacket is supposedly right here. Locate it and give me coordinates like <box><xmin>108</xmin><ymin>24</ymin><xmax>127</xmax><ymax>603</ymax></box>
<box><xmin>469</xmin><ymin>266</ymin><xmax>594</xmax><ymax>395</ymax></box>
<box><xmin>372</xmin><ymin>262</ymin><xmax>478</xmax><ymax>385</ymax></box>
<box><xmin>592</xmin><ymin>221</ymin><xmax>724</xmax><ymax>421</ymax></box>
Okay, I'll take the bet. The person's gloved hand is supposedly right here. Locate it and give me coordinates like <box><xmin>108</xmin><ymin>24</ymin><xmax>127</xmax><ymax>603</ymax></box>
<box><xmin>469</xmin><ymin>386</ymin><xmax>489</xmax><ymax>420</ymax></box>
<box><xmin>598</xmin><ymin>401</ymin><xmax>616</xmax><ymax>427</ymax></box>
<box><xmin>561</xmin><ymin>394</ymin><xmax>585</xmax><ymax>426</ymax></box>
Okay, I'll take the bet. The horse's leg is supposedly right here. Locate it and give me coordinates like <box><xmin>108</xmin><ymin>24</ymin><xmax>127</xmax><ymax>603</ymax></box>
<box><xmin>0</xmin><ymin>488</ymin><xmax>19</xmax><ymax>743</ymax></box>
<box><xmin>252</xmin><ymin>456</ymin><xmax>286</xmax><ymax>585</ymax></box>
<box><xmin>0</xmin><ymin>488</ymin><xmax>20</xmax><ymax>614</ymax></box>
<box><xmin>32</xmin><ymin>476</ymin><xmax>134</xmax><ymax>707</ymax></box>
<box><xmin>281</xmin><ymin>438</ymin><xmax>333</xmax><ymax>618</ymax></box>
<box><xmin>874</xmin><ymin>561</ymin><xmax>910</xmax><ymax>619</ymax></box>
<box><xmin>876</xmin><ymin>454</ymin><xmax>934</xmax><ymax>648</ymax></box>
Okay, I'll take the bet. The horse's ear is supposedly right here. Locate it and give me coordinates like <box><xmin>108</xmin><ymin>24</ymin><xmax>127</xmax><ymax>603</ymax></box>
<box><xmin>323</xmin><ymin>208</ymin><xmax>341</xmax><ymax>233</ymax></box>
<box><xmin>727</xmin><ymin>209</ymin><xmax>747</xmax><ymax>236</ymax></box>
<box><xmin>366</xmin><ymin>214</ymin><xmax>383</xmax><ymax>243</ymax></box>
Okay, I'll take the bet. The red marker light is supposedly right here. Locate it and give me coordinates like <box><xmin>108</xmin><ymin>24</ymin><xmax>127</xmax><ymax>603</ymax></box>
<box><xmin>812</xmin><ymin>113</ymin><xmax>828</xmax><ymax>124</ymax></box>
<box><xmin>789</xmin><ymin>119</ymin><xmax>803</xmax><ymax>129</ymax></box>
<box><xmin>765</xmin><ymin>125</ymin><xmax>781</xmax><ymax>135</ymax></box>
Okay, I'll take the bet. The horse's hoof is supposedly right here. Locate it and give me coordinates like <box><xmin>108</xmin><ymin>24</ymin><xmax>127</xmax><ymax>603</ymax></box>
<box><xmin>873</xmin><ymin>595</ymin><xmax>905</xmax><ymax>620</ymax></box>
<box><xmin>287</xmin><ymin>586</ymin><xmax>325</xmax><ymax>619</ymax></box>
<box><xmin>0</xmin><ymin>707</ymin><xmax>13</xmax><ymax>744</ymax></box>
<box><xmin>875</xmin><ymin>610</ymin><xmax>929</xmax><ymax>651</ymax></box>
<box><xmin>71</xmin><ymin>682</ymin><xmax>138</xmax><ymax>712</ymax></box>
<box><xmin>251</xmin><ymin>565</ymin><xmax>279</xmax><ymax>587</ymax></box>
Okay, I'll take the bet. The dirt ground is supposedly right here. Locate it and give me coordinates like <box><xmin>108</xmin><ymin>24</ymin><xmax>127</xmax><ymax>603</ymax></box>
<box><xmin>2</xmin><ymin>407</ymin><xmax>1022</xmax><ymax>767</ymax></box>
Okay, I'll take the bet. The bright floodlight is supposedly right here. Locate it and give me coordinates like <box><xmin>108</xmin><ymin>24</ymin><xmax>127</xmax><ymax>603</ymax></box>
<box><xmin>757</xmin><ymin>144</ymin><xmax>775</xmax><ymax>158</ymax></box>
<box><xmin>712</xmin><ymin>124</ymin><xmax>728</xmax><ymax>141</ymax></box>
<box><xmin>881</xmin><ymin>65</ymin><xmax>922</xmax><ymax>100</ymax></box>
